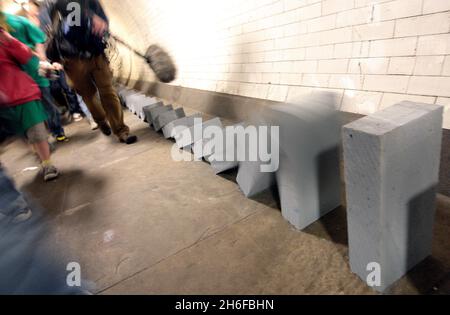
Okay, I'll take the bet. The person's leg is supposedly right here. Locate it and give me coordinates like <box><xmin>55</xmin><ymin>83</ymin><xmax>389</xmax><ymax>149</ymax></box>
<box><xmin>92</xmin><ymin>55</ymin><xmax>137</xmax><ymax>144</ymax></box>
<box><xmin>64</xmin><ymin>58</ymin><xmax>111</xmax><ymax>135</ymax></box>
<box><xmin>40</xmin><ymin>87</ymin><xmax>67</xmax><ymax>141</ymax></box>
<box><xmin>59</xmin><ymin>72</ymin><xmax>83</xmax><ymax>116</ymax></box>
<box><xmin>0</xmin><ymin>167</ymin><xmax>31</xmax><ymax>222</ymax></box>
<box><xmin>26</xmin><ymin>123</ymin><xmax>59</xmax><ymax>182</ymax></box>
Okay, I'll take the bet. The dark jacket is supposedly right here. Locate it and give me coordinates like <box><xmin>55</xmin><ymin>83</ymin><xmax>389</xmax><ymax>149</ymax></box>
<box><xmin>45</xmin><ymin>0</ymin><xmax>109</xmax><ymax>59</ymax></box>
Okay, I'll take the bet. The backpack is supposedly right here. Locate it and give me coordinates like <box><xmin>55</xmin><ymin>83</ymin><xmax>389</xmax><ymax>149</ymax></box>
<box><xmin>46</xmin><ymin>11</ymin><xmax>107</xmax><ymax>62</ymax></box>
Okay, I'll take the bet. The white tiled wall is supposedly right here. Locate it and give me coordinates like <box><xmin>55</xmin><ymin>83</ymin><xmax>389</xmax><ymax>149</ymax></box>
<box><xmin>103</xmin><ymin>0</ymin><xmax>450</xmax><ymax>127</ymax></box>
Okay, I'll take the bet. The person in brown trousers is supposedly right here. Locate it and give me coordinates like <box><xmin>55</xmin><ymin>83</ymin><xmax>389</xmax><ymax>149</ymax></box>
<box><xmin>46</xmin><ymin>0</ymin><xmax>137</xmax><ymax>144</ymax></box>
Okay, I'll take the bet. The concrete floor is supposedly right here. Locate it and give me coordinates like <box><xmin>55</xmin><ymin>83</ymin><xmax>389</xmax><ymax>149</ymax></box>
<box><xmin>0</xmin><ymin>109</ymin><xmax>449</xmax><ymax>295</ymax></box>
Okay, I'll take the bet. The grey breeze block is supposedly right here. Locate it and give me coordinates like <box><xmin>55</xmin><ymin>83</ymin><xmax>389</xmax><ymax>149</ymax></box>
<box><xmin>203</xmin><ymin>123</ymin><xmax>246</xmax><ymax>174</ymax></box>
<box><xmin>143</xmin><ymin>102</ymin><xmax>164</xmax><ymax>126</ymax></box>
<box><xmin>136</xmin><ymin>97</ymin><xmax>160</xmax><ymax>121</ymax></box>
<box><xmin>162</xmin><ymin>113</ymin><xmax>203</xmax><ymax>139</ymax></box>
<box><xmin>153</xmin><ymin>108</ymin><xmax>186</xmax><ymax>132</ymax></box>
<box><xmin>271</xmin><ymin>93</ymin><xmax>342</xmax><ymax>230</ymax></box>
<box><xmin>147</xmin><ymin>105</ymin><xmax>173</xmax><ymax>126</ymax></box>
<box><xmin>176</xmin><ymin>118</ymin><xmax>223</xmax><ymax>149</ymax></box>
<box><xmin>343</xmin><ymin>101</ymin><xmax>443</xmax><ymax>292</ymax></box>
<box><xmin>236</xmin><ymin>119</ymin><xmax>277</xmax><ymax>198</ymax></box>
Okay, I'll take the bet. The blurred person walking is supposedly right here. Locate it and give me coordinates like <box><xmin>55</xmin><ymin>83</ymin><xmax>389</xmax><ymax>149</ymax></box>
<box><xmin>46</xmin><ymin>0</ymin><xmax>137</xmax><ymax>144</ymax></box>
<box><xmin>0</xmin><ymin>22</ymin><xmax>59</xmax><ymax>182</ymax></box>
<box><xmin>2</xmin><ymin>5</ymin><xmax>68</xmax><ymax>142</ymax></box>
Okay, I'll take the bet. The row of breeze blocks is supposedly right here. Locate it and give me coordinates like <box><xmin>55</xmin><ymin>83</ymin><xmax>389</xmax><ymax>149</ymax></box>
<box><xmin>117</xmin><ymin>85</ymin><xmax>445</xmax><ymax>293</ymax></box>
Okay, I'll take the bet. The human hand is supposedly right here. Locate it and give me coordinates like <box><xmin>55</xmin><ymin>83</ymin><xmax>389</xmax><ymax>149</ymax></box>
<box><xmin>91</xmin><ymin>14</ymin><xmax>108</xmax><ymax>37</ymax></box>
<box><xmin>52</xmin><ymin>62</ymin><xmax>64</xmax><ymax>71</ymax></box>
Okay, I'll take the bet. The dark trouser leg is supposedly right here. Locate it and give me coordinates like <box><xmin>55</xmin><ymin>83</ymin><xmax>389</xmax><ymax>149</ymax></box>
<box><xmin>59</xmin><ymin>72</ymin><xmax>82</xmax><ymax>115</ymax></box>
<box><xmin>40</xmin><ymin>87</ymin><xmax>65</xmax><ymax>137</ymax></box>
<box><xmin>92</xmin><ymin>55</ymin><xmax>130</xmax><ymax>138</ymax></box>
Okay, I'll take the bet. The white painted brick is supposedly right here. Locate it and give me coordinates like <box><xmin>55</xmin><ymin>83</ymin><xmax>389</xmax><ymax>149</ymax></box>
<box><xmin>322</xmin><ymin>0</ymin><xmax>355</xmax><ymax>15</ymax></box>
<box><xmin>443</xmin><ymin>56</ymin><xmax>450</xmax><ymax>76</ymax></box>
<box><xmin>317</xmin><ymin>59</ymin><xmax>349</xmax><ymax>73</ymax></box>
<box><xmin>319</xmin><ymin>27</ymin><xmax>353</xmax><ymax>45</ymax></box>
<box><xmin>267</xmin><ymin>85</ymin><xmax>289</xmax><ymax>101</ymax></box>
<box><xmin>262</xmin><ymin>73</ymin><xmax>281</xmax><ymax>85</ymax></box>
<box><xmin>298</xmin><ymin>2</ymin><xmax>322</xmax><ymax>20</ymax></box>
<box><xmin>307</xmin><ymin>15</ymin><xmax>337</xmax><ymax>33</ymax></box>
<box><xmin>348</xmin><ymin>58</ymin><xmax>389</xmax><ymax>74</ymax></box>
<box><xmin>408</xmin><ymin>76</ymin><xmax>450</xmax><ymax>97</ymax></box>
<box><xmin>337</xmin><ymin>7</ymin><xmax>372</xmax><ymax>28</ymax></box>
<box><xmin>329</xmin><ymin>74</ymin><xmax>364</xmax><ymax>89</ymax></box>
<box><xmin>334</xmin><ymin>42</ymin><xmax>354</xmax><ymax>58</ymax></box>
<box><xmin>417</xmin><ymin>34</ymin><xmax>450</xmax><ymax>56</ymax></box>
<box><xmin>436</xmin><ymin>97</ymin><xmax>450</xmax><ymax>106</ymax></box>
<box><xmin>305</xmin><ymin>45</ymin><xmax>335</xmax><ymax>60</ymax></box>
<box><xmin>395</xmin><ymin>12</ymin><xmax>450</xmax><ymax>37</ymax></box>
<box><xmin>295</xmin><ymin>60</ymin><xmax>318</xmax><ymax>73</ymax></box>
<box><xmin>284</xmin><ymin>0</ymin><xmax>309</xmax><ymax>11</ymax></box>
<box><xmin>354</xmin><ymin>0</ymin><xmax>391</xmax><ymax>8</ymax></box>
<box><xmin>379</xmin><ymin>93</ymin><xmax>437</xmax><ymax>110</ymax></box>
<box><xmin>352</xmin><ymin>41</ymin><xmax>371</xmax><ymax>58</ymax></box>
<box><xmin>373</xmin><ymin>0</ymin><xmax>423</xmax><ymax>22</ymax></box>
<box><xmin>423</xmin><ymin>0</ymin><xmax>450</xmax><ymax>14</ymax></box>
<box><xmin>353</xmin><ymin>21</ymin><xmax>395</xmax><ymax>41</ymax></box>
<box><xmin>283</xmin><ymin>48</ymin><xmax>307</xmax><ymax>60</ymax></box>
<box><xmin>283</xmin><ymin>22</ymin><xmax>308</xmax><ymax>37</ymax></box>
<box><xmin>414</xmin><ymin>56</ymin><xmax>446</xmax><ymax>76</ymax></box>
<box><xmin>280</xmin><ymin>73</ymin><xmax>303</xmax><ymax>85</ymax></box>
<box><xmin>370</xmin><ymin>37</ymin><xmax>418</xmax><ymax>57</ymax></box>
<box><xmin>302</xmin><ymin>74</ymin><xmax>330</xmax><ymax>87</ymax></box>
<box><xmin>363</xmin><ymin>75</ymin><xmax>410</xmax><ymax>93</ymax></box>
<box><xmin>341</xmin><ymin>90</ymin><xmax>383</xmax><ymax>114</ymax></box>
<box><xmin>286</xmin><ymin>86</ymin><xmax>315</xmax><ymax>101</ymax></box>
<box><xmin>388</xmin><ymin>57</ymin><xmax>416</xmax><ymax>75</ymax></box>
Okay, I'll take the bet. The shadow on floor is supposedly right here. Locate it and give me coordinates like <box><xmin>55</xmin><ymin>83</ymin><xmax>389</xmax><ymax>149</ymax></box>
<box><xmin>21</xmin><ymin>169</ymin><xmax>107</xmax><ymax>218</ymax></box>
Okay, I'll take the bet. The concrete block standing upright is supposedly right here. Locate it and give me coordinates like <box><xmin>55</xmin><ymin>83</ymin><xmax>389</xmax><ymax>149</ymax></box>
<box><xmin>269</xmin><ymin>93</ymin><xmax>341</xmax><ymax>230</ymax></box>
<box><xmin>343</xmin><ymin>101</ymin><xmax>443</xmax><ymax>292</ymax></box>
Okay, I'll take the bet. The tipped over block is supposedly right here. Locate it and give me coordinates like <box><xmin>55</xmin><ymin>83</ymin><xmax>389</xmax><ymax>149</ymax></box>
<box><xmin>153</xmin><ymin>108</ymin><xmax>186</xmax><ymax>132</ymax></box>
<box><xmin>270</xmin><ymin>93</ymin><xmax>342</xmax><ymax>230</ymax></box>
<box><xmin>162</xmin><ymin>114</ymin><xmax>202</xmax><ymax>139</ymax></box>
<box><xmin>343</xmin><ymin>101</ymin><xmax>443</xmax><ymax>292</ymax></box>
<box><xmin>147</xmin><ymin>105</ymin><xmax>173</xmax><ymax>126</ymax></box>
<box><xmin>143</xmin><ymin>102</ymin><xmax>164</xmax><ymax>126</ymax></box>
<box><xmin>176</xmin><ymin>118</ymin><xmax>223</xmax><ymax>149</ymax></box>
<box><xmin>236</xmin><ymin>123</ymin><xmax>277</xmax><ymax>198</ymax></box>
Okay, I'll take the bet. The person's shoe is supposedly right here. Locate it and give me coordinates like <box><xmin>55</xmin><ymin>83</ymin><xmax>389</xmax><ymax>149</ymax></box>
<box><xmin>56</xmin><ymin>134</ymin><xmax>69</xmax><ymax>142</ymax></box>
<box><xmin>90</xmin><ymin>121</ymin><xmax>99</xmax><ymax>130</ymax></box>
<box><xmin>12</xmin><ymin>209</ymin><xmax>33</xmax><ymax>224</ymax></box>
<box><xmin>119</xmin><ymin>133</ymin><xmax>138</xmax><ymax>145</ymax></box>
<box><xmin>98</xmin><ymin>122</ymin><xmax>112</xmax><ymax>136</ymax></box>
<box><xmin>43</xmin><ymin>164</ymin><xmax>59</xmax><ymax>182</ymax></box>
<box><xmin>73</xmin><ymin>113</ymin><xmax>83</xmax><ymax>122</ymax></box>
